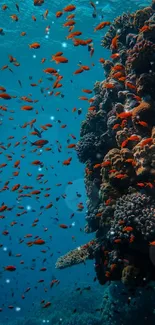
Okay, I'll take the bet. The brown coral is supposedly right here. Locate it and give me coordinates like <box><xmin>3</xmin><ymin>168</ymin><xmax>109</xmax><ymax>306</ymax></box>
<box><xmin>132</xmin><ymin>101</ymin><xmax>155</xmax><ymax>130</ymax></box>
<box><xmin>136</xmin><ymin>73</ymin><xmax>155</xmax><ymax>100</ymax></box>
<box><xmin>121</xmin><ymin>265</ymin><xmax>140</xmax><ymax>285</ymax></box>
<box><xmin>133</xmin><ymin>136</ymin><xmax>155</xmax><ymax>177</ymax></box>
<box><xmin>133</xmin><ymin>7</ymin><xmax>153</xmax><ymax>29</ymax></box>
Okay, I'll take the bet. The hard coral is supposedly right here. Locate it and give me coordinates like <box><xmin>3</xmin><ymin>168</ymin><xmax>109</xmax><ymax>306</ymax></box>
<box><xmin>76</xmin><ymin>132</ymin><xmax>106</xmax><ymax>163</ymax></box>
<box><xmin>136</xmin><ymin>73</ymin><xmax>155</xmax><ymax>99</ymax></box>
<box><xmin>121</xmin><ymin>265</ymin><xmax>140</xmax><ymax>285</ymax></box>
<box><xmin>126</xmin><ymin>40</ymin><xmax>155</xmax><ymax>74</ymax></box>
<box><xmin>133</xmin><ymin>7</ymin><xmax>153</xmax><ymax>29</ymax></box>
<box><xmin>132</xmin><ymin>101</ymin><xmax>155</xmax><ymax>128</ymax></box>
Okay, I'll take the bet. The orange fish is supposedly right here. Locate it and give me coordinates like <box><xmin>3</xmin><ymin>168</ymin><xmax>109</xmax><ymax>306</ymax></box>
<box><xmin>136</xmin><ymin>121</ymin><xmax>148</xmax><ymax>128</ymax></box>
<box><xmin>94</xmin><ymin>21</ymin><xmax>110</xmax><ymax>31</ymax></box>
<box><xmin>101</xmin><ymin>160</ymin><xmax>111</xmax><ymax>167</ymax></box>
<box><xmin>63</xmin><ymin>4</ymin><xmax>76</xmax><ymax>12</ymax></box>
<box><xmin>137</xmin><ymin>182</ymin><xmax>145</xmax><ymax>187</ymax></box>
<box><xmin>125</xmin><ymin>81</ymin><xmax>136</xmax><ymax>90</ymax></box>
<box><xmin>67</xmin><ymin>144</ymin><xmax>76</xmax><ymax>148</ymax></box>
<box><xmin>67</xmin><ymin>14</ymin><xmax>75</xmax><ymax>19</ymax></box>
<box><xmin>117</xmin><ymin>111</ymin><xmax>132</xmax><ymax>119</ymax></box>
<box><xmin>10</xmin><ymin>14</ymin><xmax>18</xmax><ymax>21</ymax></box>
<box><xmin>149</xmin><ymin>241</ymin><xmax>155</xmax><ymax>246</ymax></box>
<box><xmin>93</xmin><ymin>163</ymin><xmax>101</xmax><ymax>169</ymax></box>
<box><xmin>59</xmin><ymin>224</ymin><xmax>68</xmax><ymax>229</ymax></box>
<box><xmin>128</xmin><ymin>135</ymin><xmax>140</xmax><ymax>141</ymax></box>
<box><xmin>0</xmin><ymin>93</ymin><xmax>11</xmax><ymax>99</ymax></box>
<box><xmin>52</xmin><ymin>56</ymin><xmax>68</xmax><ymax>64</ymax></box>
<box><xmin>112</xmin><ymin>123</ymin><xmax>120</xmax><ymax>130</ymax></box>
<box><xmin>63</xmin><ymin>157</ymin><xmax>72</xmax><ymax>166</ymax></box>
<box><xmin>63</xmin><ymin>20</ymin><xmax>75</xmax><ymax>27</ymax></box>
<box><xmin>66</xmin><ymin>31</ymin><xmax>82</xmax><ymax>39</ymax></box>
<box><xmin>21</xmin><ymin>105</ymin><xmax>33</xmax><ymax>111</ymax></box>
<box><xmin>140</xmin><ymin>138</ymin><xmax>152</xmax><ymax>147</ymax></box>
<box><xmin>140</xmin><ymin>25</ymin><xmax>150</xmax><ymax>32</ymax></box>
<box><xmin>123</xmin><ymin>226</ymin><xmax>133</xmax><ymax>232</ymax></box>
<box><xmin>56</xmin><ymin>11</ymin><xmax>63</xmax><ymax>18</ymax></box>
<box><xmin>115</xmin><ymin>173</ymin><xmax>126</xmax><ymax>179</ymax></box>
<box><xmin>29</xmin><ymin>42</ymin><xmax>40</xmax><ymax>49</ymax></box>
<box><xmin>12</xmin><ymin>184</ymin><xmax>20</xmax><ymax>191</ymax></box>
<box><xmin>33</xmin><ymin>239</ymin><xmax>45</xmax><ymax>245</ymax></box>
<box><xmin>82</xmin><ymin>89</ymin><xmax>92</xmax><ymax>94</ymax></box>
<box><xmin>110</xmin><ymin>53</ymin><xmax>120</xmax><ymax>59</ymax></box>
<box><xmin>104</xmin><ymin>83</ymin><xmax>115</xmax><ymax>89</ymax></box>
<box><xmin>111</xmin><ymin>35</ymin><xmax>119</xmax><ymax>49</ymax></box>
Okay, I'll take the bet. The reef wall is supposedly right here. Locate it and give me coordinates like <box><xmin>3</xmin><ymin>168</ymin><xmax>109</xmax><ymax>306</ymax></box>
<box><xmin>56</xmin><ymin>1</ymin><xmax>155</xmax><ymax>287</ymax></box>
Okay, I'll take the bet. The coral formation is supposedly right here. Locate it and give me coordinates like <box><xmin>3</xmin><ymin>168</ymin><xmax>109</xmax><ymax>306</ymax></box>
<box><xmin>56</xmin><ymin>0</ymin><xmax>155</xmax><ymax>288</ymax></box>
<box><xmin>56</xmin><ymin>239</ymin><xmax>100</xmax><ymax>269</ymax></box>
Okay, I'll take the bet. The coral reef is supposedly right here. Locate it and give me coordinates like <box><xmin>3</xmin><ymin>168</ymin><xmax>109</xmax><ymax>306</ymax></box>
<box><xmin>56</xmin><ymin>0</ymin><xmax>155</xmax><ymax>289</ymax></box>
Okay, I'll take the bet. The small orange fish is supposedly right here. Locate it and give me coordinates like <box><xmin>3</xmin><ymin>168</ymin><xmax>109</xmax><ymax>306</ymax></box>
<box><xmin>33</xmin><ymin>239</ymin><xmax>45</xmax><ymax>245</ymax></box>
<box><xmin>110</xmin><ymin>53</ymin><xmax>120</xmax><ymax>59</ymax></box>
<box><xmin>82</xmin><ymin>89</ymin><xmax>92</xmax><ymax>94</ymax></box>
<box><xmin>136</xmin><ymin>121</ymin><xmax>148</xmax><ymax>128</ymax></box>
<box><xmin>63</xmin><ymin>20</ymin><xmax>75</xmax><ymax>27</ymax></box>
<box><xmin>114</xmin><ymin>239</ymin><xmax>122</xmax><ymax>244</ymax></box>
<box><xmin>94</xmin><ymin>21</ymin><xmax>110</xmax><ymax>31</ymax></box>
<box><xmin>117</xmin><ymin>111</ymin><xmax>132</xmax><ymax>119</ymax></box>
<box><xmin>10</xmin><ymin>14</ymin><xmax>18</xmax><ymax>21</ymax></box>
<box><xmin>115</xmin><ymin>173</ymin><xmax>126</xmax><ymax>179</ymax></box>
<box><xmin>125</xmin><ymin>81</ymin><xmax>136</xmax><ymax>90</ymax></box>
<box><xmin>104</xmin><ymin>83</ymin><xmax>115</xmax><ymax>89</ymax></box>
<box><xmin>137</xmin><ymin>182</ymin><xmax>145</xmax><ymax>187</ymax></box>
<box><xmin>112</xmin><ymin>123</ymin><xmax>120</xmax><ymax>130</ymax></box>
<box><xmin>123</xmin><ymin>226</ymin><xmax>133</xmax><ymax>232</ymax></box>
<box><xmin>59</xmin><ymin>224</ymin><xmax>68</xmax><ymax>229</ymax></box>
<box><xmin>128</xmin><ymin>135</ymin><xmax>140</xmax><ymax>141</ymax></box>
<box><xmin>0</xmin><ymin>93</ymin><xmax>11</xmax><ymax>99</ymax></box>
<box><xmin>63</xmin><ymin>157</ymin><xmax>72</xmax><ymax>166</ymax></box>
<box><xmin>140</xmin><ymin>138</ymin><xmax>152</xmax><ymax>147</ymax></box>
<box><xmin>67</xmin><ymin>14</ymin><xmax>75</xmax><ymax>19</ymax></box>
<box><xmin>140</xmin><ymin>25</ymin><xmax>150</xmax><ymax>32</ymax></box>
<box><xmin>29</xmin><ymin>42</ymin><xmax>40</xmax><ymax>49</ymax></box>
<box><xmin>111</xmin><ymin>35</ymin><xmax>119</xmax><ymax>49</ymax></box>
<box><xmin>121</xmin><ymin>139</ymin><xmax>128</xmax><ymax>148</ymax></box>
<box><xmin>101</xmin><ymin>160</ymin><xmax>111</xmax><ymax>167</ymax></box>
<box><xmin>73</xmin><ymin>68</ymin><xmax>84</xmax><ymax>75</ymax></box>
<box><xmin>21</xmin><ymin>105</ymin><xmax>33</xmax><ymax>111</ymax></box>
<box><xmin>149</xmin><ymin>241</ymin><xmax>155</xmax><ymax>246</ymax></box>
<box><xmin>56</xmin><ymin>11</ymin><xmax>63</xmax><ymax>18</ymax></box>
<box><xmin>93</xmin><ymin>163</ymin><xmax>101</xmax><ymax>169</ymax></box>
<box><xmin>66</xmin><ymin>31</ymin><xmax>82</xmax><ymax>39</ymax></box>
<box><xmin>63</xmin><ymin>4</ymin><xmax>76</xmax><ymax>12</ymax></box>
<box><xmin>67</xmin><ymin>144</ymin><xmax>76</xmax><ymax>148</ymax></box>
<box><xmin>53</xmin><ymin>56</ymin><xmax>68</xmax><ymax>64</ymax></box>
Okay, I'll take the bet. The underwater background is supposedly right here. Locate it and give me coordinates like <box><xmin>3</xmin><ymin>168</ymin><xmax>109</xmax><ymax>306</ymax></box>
<box><xmin>1</xmin><ymin>0</ymin><xmax>155</xmax><ymax>324</ymax></box>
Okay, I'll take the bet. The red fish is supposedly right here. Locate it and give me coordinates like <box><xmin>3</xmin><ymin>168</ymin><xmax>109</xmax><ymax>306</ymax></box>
<box><xmin>59</xmin><ymin>224</ymin><xmax>68</xmax><ymax>229</ymax></box>
<box><xmin>5</xmin><ymin>265</ymin><xmax>16</xmax><ymax>271</ymax></box>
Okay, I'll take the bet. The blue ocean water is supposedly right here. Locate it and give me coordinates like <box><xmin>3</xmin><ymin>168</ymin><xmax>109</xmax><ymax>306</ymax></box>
<box><xmin>0</xmin><ymin>0</ymin><xmax>154</xmax><ymax>324</ymax></box>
